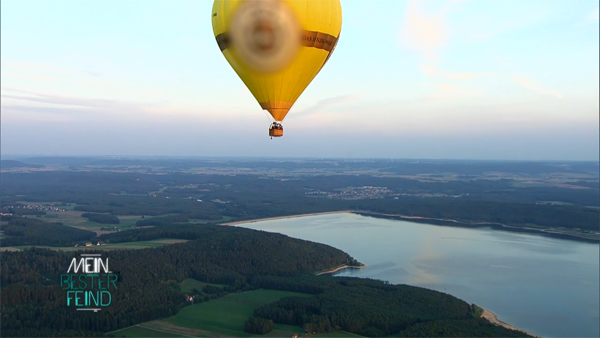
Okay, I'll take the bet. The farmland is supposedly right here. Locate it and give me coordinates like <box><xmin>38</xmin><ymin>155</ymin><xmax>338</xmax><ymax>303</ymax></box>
<box><xmin>113</xmin><ymin>289</ymin><xmax>314</xmax><ymax>337</ymax></box>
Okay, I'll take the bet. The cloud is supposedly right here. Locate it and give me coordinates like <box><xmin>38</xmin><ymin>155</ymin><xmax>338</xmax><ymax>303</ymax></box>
<box><xmin>0</xmin><ymin>88</ymin><xmax>271</xmax><ymax>126</ymax></box>
<box><xmin>0</xmin><ymin>105</ymin><xmax>76</xmax><ymax>123</ymax></box>
<box><xmin>83</xmin><ymin>70</ymin><xmax>101</xmax><ymax>77</ymax></box>
<box><xmin>288</xmin><ymin>94</ymin><xmax>362</xmax><ymax>118</ymax></box>
<box><xmin>510</xmin><ymin>75</ymin><xmax>563</xmax><ymax>100</ymax></box>
<box><xmin>491</xmin><ymin>56</ymin><xmax>518</xmax><ymax>67</ymax></box>
<box><xmin>399</xmin><ymin>1</ymin><xmax>490</xmax><ymax>100</ymax></box>
<box><xmin>430</xmin><ymin>82</ymin><xmax>483</xmax><ymax>100</ymax></box>
<box><xmin>1</xmin><ymin>71</ymin><xmax>58</xmax><ymax>82</ymax></box>
<box><xmin>470</xmin><ymin>18</ymin><xmax>542</xmax><ymax>41</ymax></box>
<box><xmin>398</xmin><ymin>1</ymin><xmax>449</xmax><ymax>61</ymax></box>
<box><xmin>420</xmin><ymin>65</ymin><xmax>489</xmax><ymax>80</ymax></box>
<box><xmin>1</xmin><ymin>87</ymin><xmax>134</xmax><ymax>109</ymax></box>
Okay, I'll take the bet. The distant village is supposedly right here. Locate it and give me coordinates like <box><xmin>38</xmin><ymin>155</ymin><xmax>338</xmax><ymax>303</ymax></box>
<box><xmin>0</xmin><ymin>203</ymin><xmax>68</xmax><ymax>216</ymax></box>
<box><xmin>305</xmin><ymin>186</ymin><xmax>466</xmax><ymax>200</ymax></box>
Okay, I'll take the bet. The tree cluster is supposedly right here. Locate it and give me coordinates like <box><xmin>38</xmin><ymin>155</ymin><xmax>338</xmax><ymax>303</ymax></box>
<box><xmin>81</xmin><ymin>213</ymin><xmax>120</xmax><ymax>224</ymax></box>
<box><xmin>0</xmin><ymin>218</ymin><xmax>95</xmax><ymax>247</ymax></box>
<box><xmin>244</xmin><ymin>317</ymin><xmax>274</xmax><ymax>334</ymax></box>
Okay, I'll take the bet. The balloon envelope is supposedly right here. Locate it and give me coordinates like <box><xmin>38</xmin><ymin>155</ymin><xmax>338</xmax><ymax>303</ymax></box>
<box><xmin>212</xmin><ymin>0</ymin><xmax>342</xmax><ymax>122</ymax></box>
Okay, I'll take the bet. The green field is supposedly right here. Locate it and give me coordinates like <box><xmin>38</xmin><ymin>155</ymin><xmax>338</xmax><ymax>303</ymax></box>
<box><xmin>179</xmin><ymin>278</ymin><xmax>225</xmax><ymax>294</ymax></box>
<box><xmin>123</xmin><ymin>289</ymin><xmax>310</xmax><ymax>337</ymax></box>
<box><xmin>11</xmin><ymin>202</ymin><xmax>230</xmax><ymax>231</ymax></box>
<box><xmin>21</xmin><ymin>210</ymin><xmax>185</xmax><ymax>232</ymax></box>
<box><xmin>166</xmin><ymin>289</ymin><xmax>309</xmax><ymax>336</ymax></box>
<box><xmin>113</xmin><ymin>286</ymin><xmax>362</xmax><ymax>338</ymax></box>
<box><xmin>111</xmin><ymin>325</ymin><xmax>187</xmax><ymax>337</ymax></box>
<box><xmin>10</xmin><ymin>239</ymin><xmax>188</xmax><ymax>252</ymax></box>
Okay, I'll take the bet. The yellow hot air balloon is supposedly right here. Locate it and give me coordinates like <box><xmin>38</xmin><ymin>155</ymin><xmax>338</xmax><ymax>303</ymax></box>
<box><xmin>211</xmin><ymin>0</ymin><xmax>342</xmax><ymax>137</ymax></box>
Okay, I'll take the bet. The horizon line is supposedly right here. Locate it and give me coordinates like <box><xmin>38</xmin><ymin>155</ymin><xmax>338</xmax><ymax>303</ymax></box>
<box><xmin>1</xmin><ymin>154</ymin><xmax>598</xmax><ymax>163</ymax></box>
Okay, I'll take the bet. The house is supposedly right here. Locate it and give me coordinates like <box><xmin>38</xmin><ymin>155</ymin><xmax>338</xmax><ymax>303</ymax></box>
<box><xmin>97</xmin><ymin>241</ymin><xmax>104</xmax><ymax>246</ymax></box>
<box><xmin>85</xmin><ymin>242</ymin><xmax>92</xmax><ymax>247</ymax></box>
<box><xmin>184</xmin><ymin>294</ymin><xmax>194</xmax><ymax>303</ymax></box>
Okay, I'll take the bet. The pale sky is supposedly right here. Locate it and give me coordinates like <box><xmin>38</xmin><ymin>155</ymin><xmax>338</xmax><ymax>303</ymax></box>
<box><xmin>1</xmin><ymin>0</ymin><xmax>599</xmax><ymax>160</ymax></box>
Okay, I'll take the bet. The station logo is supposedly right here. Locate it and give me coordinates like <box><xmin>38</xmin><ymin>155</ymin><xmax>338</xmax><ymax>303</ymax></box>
<box><xmin>60</xmin><ymin>253</ymin><xmax>118</xmax><ymax>312</ymax></box>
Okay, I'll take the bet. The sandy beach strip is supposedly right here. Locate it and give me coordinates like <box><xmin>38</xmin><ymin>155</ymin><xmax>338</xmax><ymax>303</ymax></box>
<box><xmin>221</xmin><ymin>210</ymin><xmax>352</xmax><ymax>226</ymax></box>
<box><xmin>315</xmin><ymin>264</ymin><xmax>368</xmax><ymax>276</ymax></box>
<box><xmin>481</xmin><ymin>308</ymin><xmax>540</xmax><ymax>337</ymax></box>
<box><xmin>0</xmin><ymin>247</ymin><xmax>22</xmax><ymax>252</ymax></box>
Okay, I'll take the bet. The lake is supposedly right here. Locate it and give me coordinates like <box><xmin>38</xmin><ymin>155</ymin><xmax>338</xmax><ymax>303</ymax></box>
<box><xmin>238</xmin><ymin>212</ymin><xmax>600</xmax><ymax>338</ymax></box>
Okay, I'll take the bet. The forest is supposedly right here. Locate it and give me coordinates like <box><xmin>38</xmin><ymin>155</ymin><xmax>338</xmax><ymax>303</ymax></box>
<box><xmin>81</xmin><ymin>213</ymin><xmax>120</xmax><ymax>224</ymax></box>
<box><xmin>1</xmin><ymin>225</ymin><xmax>527</xmax><ymax>337</ymax></box>
<box><xmin>0</xmin><ymin>217</ymin><xmax>96</xmax><ymax>247</ymax></box>
<box><xmin>0</xmin><ymin>158</ymin><xmax>596</xmax><ymax>336</ymax></box>
<box><xmin>1</xmin><ymin>167</ymin><xmax>598</xmax><ymax>233</ymax></box>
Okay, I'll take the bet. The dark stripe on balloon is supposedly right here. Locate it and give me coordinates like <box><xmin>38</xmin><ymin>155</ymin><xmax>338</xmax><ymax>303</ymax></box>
<box><xmin>215</xmin><ymin>30</ymin><xmax>338</xmax><ymax>53</ymax></box>
<box><xmin>321</xmin><ymin>28</ymin><xmax>340</xmax><ymax>67</ymax></box>
<box><xmin>300</xmin><ymin>30</ymin><xmax>337</xmax><ymax>52</ymax></box>
<box><xmin>216</xmin><ymin>33</ymin><xmax>230</xmax><ymax>52</ymax></box>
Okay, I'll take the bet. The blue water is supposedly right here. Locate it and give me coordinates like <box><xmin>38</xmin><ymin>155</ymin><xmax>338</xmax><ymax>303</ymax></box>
<box><xmin>239</xmin><ymin>213</ymin><xmax>600</xmax><ymax>338</ymax></box>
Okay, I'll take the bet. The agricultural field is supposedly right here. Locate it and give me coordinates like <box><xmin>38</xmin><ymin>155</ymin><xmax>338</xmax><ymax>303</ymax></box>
<box><xmin>7</xmin><ymin>239</ymin><xmax>188</xmax><ymax>252</ymax></box>
<box><xmin>166</xmin><ymin>289</ymin><xmax>309</xmax><ymax>336</ymax></box>
<box><xmin>114</xmin><ymin>288</ymin><xmax>350</xmax><ymax>338</ymax></box>
<box><xmin>179</xmin><ymin>278</ymin><xmax>225</xmax><ymax>294</ymax></box>
<box><xmin>18</xmin><ymin>206</ymin><xmax>185</xmax><ymax>234</ymax></box>
<box><xmin>110</xmin><ymin>325</ymin><xmax>186</xmax><ymax>337</ymax></box>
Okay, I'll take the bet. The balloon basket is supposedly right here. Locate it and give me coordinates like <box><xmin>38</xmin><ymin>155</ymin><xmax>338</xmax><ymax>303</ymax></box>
<box><xmin>269</xmin><ymin>128</ymin><xmax>283</xmax><ymax>137</ymax></box>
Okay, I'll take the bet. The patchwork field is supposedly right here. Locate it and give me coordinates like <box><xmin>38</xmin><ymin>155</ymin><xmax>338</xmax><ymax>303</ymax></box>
<box><xmin>167</xmin><ymin>289</ymin><xmax>310</xmax><ymax>336</ymax></box>
<box><xmin>113</xmin><ymin>289</ymin><xmax>312</xmax><ymax>337</ymax></box>
<box><xmin>16</xmin><ymin>205</ymin><xmax>183</xmax><ymax>234</ymax></box>
<box><xmin>8</xmin><ymin>239</ymin><xmax>189</xmax><ymax>252</ymax></box>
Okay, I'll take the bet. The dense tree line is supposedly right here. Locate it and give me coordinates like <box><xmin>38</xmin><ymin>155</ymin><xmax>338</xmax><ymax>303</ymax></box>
<box><xmin>0</xmin><ymin>160</ymin><xmax>44</xmax><ymax>169</ymax></box>
<box><xmin>134</xmin><ymin>213</ymin><xmax>222</xmax><ymax>227</ymax></box>
<box><xmin>2</xmin><ymin>222</ymin><xmax>534</xmax><ymax>338</ymax></box>
<box><xmin>1</xmin><ymin>225</ymin><xmax>358</xmax><ymax>337</ymax></box>
<box><xmin>351</xmin><ymin>197</ymin><xmax>600</xmax><ymax>231</ymax></box>
<box><xmin>250</xmin><ymin>276</ymin><xmax>528</xmax><ymax>337</ymax></box>
<box><xmin>1</xmin><ymin>169</ymin><xmax>597</xmax><ymax>233</ymax></box>
<box><xmin>81</xmin><ymin>213</ymin><xmax>120</xmax><ymax>224</ymax></box>
<box><xmin>10</xmin><ymin>156</ymin><xmax>598</xmax><ymax>176</ymax></box>
<box><xmin>244</xmin><ymin>317</ymin><xmax>274</xmax><ymax>334</ymax></box>
<box><xmin>0</xmin><ymin>328</ymin><xmax>103</xmax><ymax>338</ymax></box>
<box><xmin>0</xmin><ymin>217</ymin><xmax>96</xmax><ymax>246</ymax></box>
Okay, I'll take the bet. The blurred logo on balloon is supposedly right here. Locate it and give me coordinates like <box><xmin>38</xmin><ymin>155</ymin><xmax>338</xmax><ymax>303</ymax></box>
<box><xmin>229</xmin><ymin>0</ymin><xmax>301</xmax><ymax>74</ymax></box>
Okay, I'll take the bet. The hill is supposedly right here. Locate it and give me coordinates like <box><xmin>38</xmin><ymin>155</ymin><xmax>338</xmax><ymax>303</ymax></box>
<box><xmin>0</xmin><ymin>160</ymin><xmax>44</xmax><ymax>169</ymax></box>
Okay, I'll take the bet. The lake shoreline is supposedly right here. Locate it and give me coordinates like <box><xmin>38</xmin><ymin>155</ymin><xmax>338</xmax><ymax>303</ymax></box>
<box><xmin>220</xmin><ymin>211</ymin><xmax>352</xmax><ymax>226</ymax></box>
<box><xmin>315</xmin><ymin>264</ymin><xmax>368</xmax><ymax>276</ymax></box>
<box><xmin>221</xmin><ymin>210</ymin><xmax>598</xmax><ymax>244</ymax></box>
<box><xmin>481</xmin><ymin>308</ymin><xmax>540</xmax><ymax>338</ymax></box>
<box><xmin>228</xmin><ymin>210</ymin><xmax>596</xmax><ymax>338</ymax></box>
<box><xmin>354</xmin><ymin>211</ymin><xmax>599</xmax><ymax>243</ymax></box>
